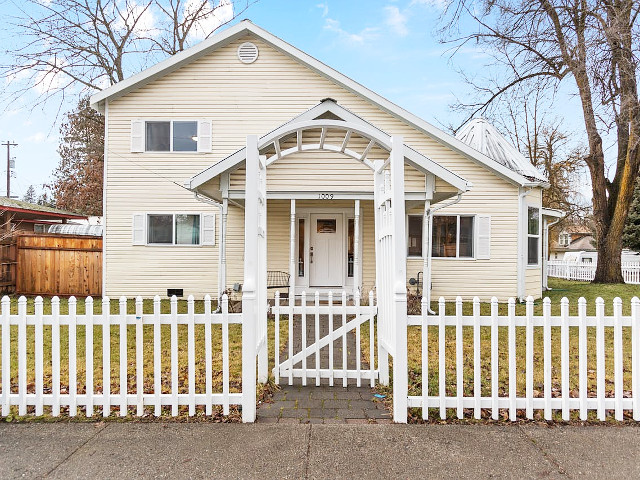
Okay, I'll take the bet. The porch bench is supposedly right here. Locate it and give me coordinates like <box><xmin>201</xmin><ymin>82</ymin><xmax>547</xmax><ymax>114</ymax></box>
<box><xmin>267</xmin><ymin>270</ymin><xmax>290</xmax><ymax>298</ymax></box>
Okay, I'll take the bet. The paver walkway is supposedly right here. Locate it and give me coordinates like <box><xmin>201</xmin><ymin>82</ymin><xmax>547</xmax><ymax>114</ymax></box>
<box><xmin>257</xmin><ymin>313</ymin><xmax>390</xmax><ymax>424</ymax></box>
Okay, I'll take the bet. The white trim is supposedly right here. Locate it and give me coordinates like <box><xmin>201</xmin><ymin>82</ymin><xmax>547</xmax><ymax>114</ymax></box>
<box><xmin>102</xmin><ymin>100</ymin><xmax>108</xmax><ymax>294</ymax></box>
<box><xmin>526</xmin><ymin>205</ymin><xmax>541</xmax><ymax>267</ymax></box>
<box><xmin>90</xmin><ymin>20</ymin><xmax>528</xmax><ymax>187</ymax></box>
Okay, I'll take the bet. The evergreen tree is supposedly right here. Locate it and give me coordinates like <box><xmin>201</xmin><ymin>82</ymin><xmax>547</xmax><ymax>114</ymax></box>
<box><xmin>623</xmin><ymin>179</ymin><xmax>640</xmax><ymax>251</ymax></box>
<box><xmin>22</xmin><ymin>185</ymin><xmax>36</xmax><ymax>204</ymax></box>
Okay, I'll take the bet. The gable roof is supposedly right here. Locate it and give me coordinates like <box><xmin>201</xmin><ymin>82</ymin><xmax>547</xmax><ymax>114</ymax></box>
<box><xmin>90</xmin><ymin>20</ymin><xmax>546</xmax><ymax>188</ymax></box>
<box><xmin>456</xmin><ymin>118</ymin><xmax>547</xmax><ymax>183</ymax></box>
<box><xmin>187</xmin><ymin>99</ymin><xmax>471</xmax><ymax>195</ymax></box>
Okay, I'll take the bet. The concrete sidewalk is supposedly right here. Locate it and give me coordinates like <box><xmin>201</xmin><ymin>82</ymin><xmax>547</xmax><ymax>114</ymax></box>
<box><xmin>1</xmin><ymin>422</ymin><xmax>639</xmax><ymax>479</ymax></box>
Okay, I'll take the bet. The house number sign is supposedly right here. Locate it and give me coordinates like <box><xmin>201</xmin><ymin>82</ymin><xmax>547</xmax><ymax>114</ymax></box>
<box><xmin>318</xmin><ymin>193</ymin><xmax>334</xmax><ymax>200</ymax></box>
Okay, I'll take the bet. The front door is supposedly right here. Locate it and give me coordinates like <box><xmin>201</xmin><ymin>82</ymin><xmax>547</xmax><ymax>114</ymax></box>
<box><xmin>310</xmin><ymin>214</ymin><xmax>343</xmax><ymax>287</ymax></box>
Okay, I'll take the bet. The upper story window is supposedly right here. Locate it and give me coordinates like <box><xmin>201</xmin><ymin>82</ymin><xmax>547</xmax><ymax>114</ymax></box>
<box><xmin>527</xmin><ymin>206</ymin><xmax>540</xmax><ymax>265</ymax></box>
<box><xmin>408</xmin><ymin>214</ymin><xmax>474</xmax><ymax>259</ymax></box>
<box><xmin>146</xmin><ymin>121</ymin><xmax>198</xmax><ymax>152</ymax></box>
<box><xmin>559</xmin><ymin>232</ymin><xmax>570</xmax><ymax>247</ymax></box>
<box><xmin>131</xmin><ymin>119</ymin><xmax>211</xmax><ymax>153</ymax></box>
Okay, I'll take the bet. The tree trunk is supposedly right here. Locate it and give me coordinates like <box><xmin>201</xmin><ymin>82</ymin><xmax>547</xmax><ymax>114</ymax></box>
<box><xmin>593</xmin><ymin>216</ymin><xmax>625</xmax><ymax>284</ymax></box>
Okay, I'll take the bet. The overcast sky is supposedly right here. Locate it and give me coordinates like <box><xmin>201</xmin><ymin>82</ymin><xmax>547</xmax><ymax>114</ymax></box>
<box><xmin>0</xmin><ymin>0</ymin><xmax>591</xmax><ymax>201</ymax></box>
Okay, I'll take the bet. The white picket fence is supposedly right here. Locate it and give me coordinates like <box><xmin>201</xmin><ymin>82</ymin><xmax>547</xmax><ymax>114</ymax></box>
<box><xmin>547</xmin><ymin>260</ymin><xmax>640</xmax><ymax>284</ymax></box>
<box><xmin>0</xmin><ymin>294</ymin><xmax>242</xmax><ymax>418</ymax></box>
<box><xmin>408</xmin><ymin>295</ymin><xmax>640</xmax><ymax>421</ymax></box>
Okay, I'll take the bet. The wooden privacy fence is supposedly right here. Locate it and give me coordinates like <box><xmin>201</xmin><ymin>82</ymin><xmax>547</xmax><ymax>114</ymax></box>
<box><xmin>408</xmin><ymin>296</ymin><xmax>640</xmax><ymax>422</ymax></box>
<box><xmin>547</xmin><ymin>260</ymin><xmax>640</xmax><ymax>284</ymax></box>
<box><xmin>15</xmin><ymin>233</ymin><xmax>102</xmax><ymax>296</ymax></box>
<box><xmin>0</xmin><ymin>294</ymin><xmax>242</xmax><ymax>417</ymax></box>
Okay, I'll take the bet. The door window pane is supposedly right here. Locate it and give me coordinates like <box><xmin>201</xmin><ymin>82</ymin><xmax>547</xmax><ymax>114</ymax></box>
<box><xmin>148</xmin><ymin>214</ymin><xmax>173</xmax><ymax>244</ymax></box>
<box><xmin>317</xmin><ymin>219</ymin><xmax>336</xmax><ymax>233</ymax></box>
<box><xmin>408</xmin><ymin>215</ymin><xmax>422</xmax><ymax>257</ymax></box>
<box><xmin>175</xmin><ymin>214</ymin><xmax>200</xmax><ymax>245</ymax></box>
<box><xmin>347</xmin><ymin>218</ymin><xmax>354</xmax><ymax>277</ymax></box>
<box><xmin>173</xmin><ymin>121</ymin><xmax>198</xmax><ymax>152</ymax></box>
<box><xmin>459</xmin><ymin>216</ymin><xmax>474</xmax><ymax>257</ymax></box>
<box><xmin>298</xmin><ymin>219</ymin><xmax>305</xmax><ymax>277</ymax></box>
<box><xmin>146</xmin><ymin>122</ymin><xmax>170</xmax><ymax>151</ymax></box>
<box><xmin>432</xmin><ymin>216</ymin><xmax>457</xmax><ymax>257</ymax></box>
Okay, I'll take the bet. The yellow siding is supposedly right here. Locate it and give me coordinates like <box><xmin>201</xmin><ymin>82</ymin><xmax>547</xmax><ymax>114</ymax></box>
<box><xmin>104</xmin><ymin>34</ymin><xmax>540</xmax><ymax>299</ymax></box>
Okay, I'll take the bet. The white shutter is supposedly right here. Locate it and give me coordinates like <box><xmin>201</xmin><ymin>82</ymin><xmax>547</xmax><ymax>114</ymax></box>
<box><xmin>201</xmin><ymin>213</ymin><xmax>216</xmax><ymax>245</ymax></box>
<box><xmin>132</xmin><ymin>214</ymin><xmax>146</xmax><ymax>245</ymax></box>
<box><xmin>476</xmin><ymin>215</ymin><xmax>491</xmax><ymax>260</ymax></box>
<box><xmin>131</xmin><ymin>120</ymin><xmax>144</xmax><ymax>152</ymax></box>
<box><xmin>197</xmin><ymin>120</ymin><xmax>212</xmax><ymax>153</ymax></box>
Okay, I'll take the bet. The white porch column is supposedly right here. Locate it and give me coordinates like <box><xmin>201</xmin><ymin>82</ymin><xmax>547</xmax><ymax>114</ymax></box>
<box><xmin>289</xmin><ymin>199</ymin><xmax>296</xmax><ymax>303</ymax></box>
<box><xmin>422</xmin><ymin>200</ymin><xmax>431</xmax><ymax>309</ymax></box>
<box><xmin>241</xmin><ymin>134</ymin><xmax>259</xmax><ymax>422</ymax></box>
<box><xmin>218</xmin><ymin>197</ymin><xmax>228</xmax><ymax>299</ymax></box>
<box><xmin>354</xmin><ymin>199</ymin><xmax>360</xmax><ymax>297</ymax></box>
<box><xmin>390</xmin><ymin>135</ymin><xmax>408</xmax><ymax>423</ymax></box>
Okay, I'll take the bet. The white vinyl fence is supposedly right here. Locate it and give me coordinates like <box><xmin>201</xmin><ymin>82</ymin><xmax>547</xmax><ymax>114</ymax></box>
<box><xmin>548</xmin><ymin>260</ymin><xmax>640</xmax><ymax>284</ymax></box>
<box><xmin>408</xmin><ymin>296</ymin><xmax>640</xmax><ymax>421</ymax></box>
<box><xmin>0</xmin><ymin>294</ymin><xmax>242</xmax><ymax>418</ymax></box>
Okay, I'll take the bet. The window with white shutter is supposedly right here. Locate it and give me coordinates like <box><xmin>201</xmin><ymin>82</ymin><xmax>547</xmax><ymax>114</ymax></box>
<box><xmin>476</xmin><ymin>215</ymin><xmax>491</xmax><ymax>260</ymax></box>
<box><xmin>197</xmin><ymin>121</ymin><xmax>212</xmax><ymax>153</ymax></box>
<box><xmin>131</xmin><ymin>120</ymin><xmax>144</xmax><ymax>152</ymax></box>
<box><xmin>132</xmin><ymin>214</ymin><xmax>146</xmax><ymax>245</ymax></box>
<box><xmin>201</xmin><ymin>213</ymin><xmax>216</xmax><ymax>245</ymax></box>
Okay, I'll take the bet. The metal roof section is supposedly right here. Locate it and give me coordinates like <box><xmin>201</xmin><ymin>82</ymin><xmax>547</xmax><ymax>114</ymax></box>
<box><xmin>0</xmin><ymin>197</ymin><xmax>87</xmax><ymax>219</ymax></box>
<box><xmin>47</xmin><ymin>224</ymin><xmax>103</xmax><ymax>236</ymax></box>
<box><xmin>456</xmin><ymin>118</ymin><xmax>548</xmax><ymax>183</ymax></box>
<box><xmin>91</xmin><ymin>20</ymin><xmax>541</xmax><ymax>188</ymax></box>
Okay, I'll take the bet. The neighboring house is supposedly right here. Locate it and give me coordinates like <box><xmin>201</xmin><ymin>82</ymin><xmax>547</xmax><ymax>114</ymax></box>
<box><xmin>90</xmin><ymin>21</ymin><xmax>562</xmax><ymax>301</ymax></box>
<box><xmin>550</xmin><ymin>225</ymin><xmax>640</xmax><ymax>263</ymax></box>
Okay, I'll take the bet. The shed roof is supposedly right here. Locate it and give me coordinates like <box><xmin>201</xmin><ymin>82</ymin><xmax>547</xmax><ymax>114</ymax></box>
<box><xmin>0</xmin><ymin>197</ymin><xmax>87</xmax><ymax>220</ymax></box>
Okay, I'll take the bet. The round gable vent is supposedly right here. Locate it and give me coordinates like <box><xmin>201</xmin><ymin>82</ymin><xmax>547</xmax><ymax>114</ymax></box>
<box><xmin>237</xmin><ymin>42</ymin><xmax>259</xmax><ymax>64</ymax></box>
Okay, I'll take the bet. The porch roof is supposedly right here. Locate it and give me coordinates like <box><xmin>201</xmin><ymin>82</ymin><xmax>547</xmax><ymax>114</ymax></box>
<box><xmin>185</xmin><ymin>100</ymin><xmax>471</xmax><ymax>202</ymax></box>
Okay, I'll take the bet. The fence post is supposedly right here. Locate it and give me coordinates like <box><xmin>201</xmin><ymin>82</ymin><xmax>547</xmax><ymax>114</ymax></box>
<box><xmin>632</xmin><ymin>296</ymin><xmax>640</xmax><ymax>421</ymax></box>
<box><xmin>135</xmin><ymin>296</ymin><xmax>144</xmax><ymax>417</ymax></box>
<box><xmin>1</xmin><ymin>296</ymin><xmax>9</xmax><ymax>417</ymax></box>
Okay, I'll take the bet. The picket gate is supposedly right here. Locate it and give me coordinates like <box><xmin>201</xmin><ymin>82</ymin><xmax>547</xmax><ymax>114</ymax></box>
<box><xmin>271</xmin><ymin>290</ymin><xmax>377</xmax><ymax>387</ymax></box>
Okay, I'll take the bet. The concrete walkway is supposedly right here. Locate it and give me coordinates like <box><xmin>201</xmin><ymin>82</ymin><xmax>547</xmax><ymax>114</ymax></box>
<box><xmin>2</xmin><ymin>422</ymin><xmax>640</xmax><ymax>479</ymax></box>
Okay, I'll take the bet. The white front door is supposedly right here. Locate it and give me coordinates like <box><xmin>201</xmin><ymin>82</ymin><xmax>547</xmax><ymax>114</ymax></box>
<box><xmin>310</xmin><ymin>214</ymin><xmax>343</xmax><ymax>287</ymax></box>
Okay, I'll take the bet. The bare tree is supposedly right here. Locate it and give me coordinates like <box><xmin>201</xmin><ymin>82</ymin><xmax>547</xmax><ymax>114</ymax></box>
<box><xmin>2</xmin><ymin>0</ymin><xmax>255</xmax><ymax>107</ymax></box>
<box><xmin>444</xmin><ymin>0</ymin><xmax>640</xmax><ymax>283</ymax></box>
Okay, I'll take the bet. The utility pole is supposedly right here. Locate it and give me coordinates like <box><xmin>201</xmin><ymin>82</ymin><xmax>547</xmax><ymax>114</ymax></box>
<box><xmin>2</xmin><ymin>141</ymin><xmax>17</xmax><ymax>198</ymax></box>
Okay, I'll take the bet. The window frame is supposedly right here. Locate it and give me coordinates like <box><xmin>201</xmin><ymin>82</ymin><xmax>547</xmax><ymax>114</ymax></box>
<box><xmin>144</xmin><ymin>120</ymin><xmax>200</xmax><ymax>153</ymax></box>
<box><xmin>406</xmin><ymin>213</ymin><xmax>476</xmax><ymax>260</ymax></box>
<box><xmin>146</xmin><ymin>213</ymin><xmax>203</xmax><ymax>247</ymax></box>
<box><xmin>527</xmin><ymin>205</ymin><xmax>541</xmax><ymax>266</ymax></box>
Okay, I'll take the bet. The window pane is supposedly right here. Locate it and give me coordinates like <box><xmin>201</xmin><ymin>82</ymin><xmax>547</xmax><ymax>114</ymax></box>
<box><xmin>173</xmin><ymin>121</ymin><xmax>198</xmax><ymax>152</ymax></box>
<box><xmin>528</xmin><ymin>237</ymin><xmax>539</xmax><ymax>265</ymax></box>
<box><xmin>298</xmin><ymin>219</ymin><xmax>305</xmax><ymax>277</ymax></box>
<box><xmin>528</xmin><ymin>207</ymin><xmax>539</xmax><ymax>235</ymax></box>
<box><xmin>348</xmin><ymin>218</ymin><xmax>354</xmax><ymax>277</ymax></box>
<box><xmin>146</xmin><ymin>122</ymin><xmax>170</xmax><ymax>151</ymax></box>
<box><xmin>317</xmin><ymin>219</ymin><xmax>336</xmax><ymax>233</ymax></box>
<box><xmin>148</xmin><ymin>214</ymin><xmax>173</xmax><ymax>244</ymax></box>
<box><xmin>432</xmin><ymin>216</ymin><xmax>457</xmax><ymax>257</ymax></box>
<box><xmin>408</xmin><ymin>215</ymin><xmax>422</xmax><ymax>256</ymax></box>
<box><xmin>175</xmin><ymin>214</ymin><xmax>200</xmax><ymax>245</ymax></box>
<box><xmin>459</xmin><ymin>216</ymin><xmax>474</xmax><ymax>257</ymax></box>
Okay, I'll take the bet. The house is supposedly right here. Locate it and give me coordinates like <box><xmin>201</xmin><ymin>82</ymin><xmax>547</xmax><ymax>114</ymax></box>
<box><xmin>550</xmin><ymin>223</ymin><xmax>640</xmax><ymax>263</ymax></box>
<box><xmin>90</xmin><ymin>20</ymin><xmax>562</xmax><ymax>302</ymax></box>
